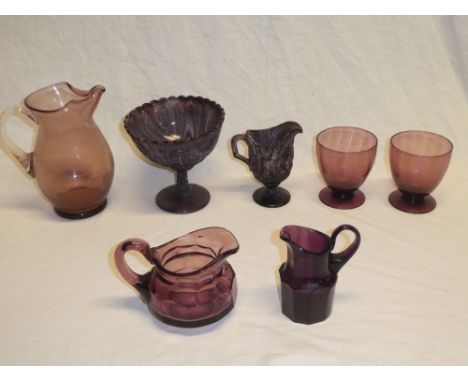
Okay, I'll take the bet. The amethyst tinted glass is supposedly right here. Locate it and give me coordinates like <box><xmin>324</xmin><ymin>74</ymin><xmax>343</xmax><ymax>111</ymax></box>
<box><xmin>316</xmin><ymin>126</ymin><xmax>377</xmax><ymax>209</ymax></box>
<box><xmin>114</xmin><ymin>227</ymin><xmax>239</xmax><ymax>328</ymax></box>
<box><xmin>279</xmin><ymin>224</ymin><xmax>360</xmax><ymax>325</ymax></box>
<box><xmin>389</xmin><ymin>130</ymin><xmax>453</xmax><ymax>214</ymax></box>
<box><xmin>0</xmin><ymin>82</ymin><xmax>114</xmax><ymax>219</ymax></box>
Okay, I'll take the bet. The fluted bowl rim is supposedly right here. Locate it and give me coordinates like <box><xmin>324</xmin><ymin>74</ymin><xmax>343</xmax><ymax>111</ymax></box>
<box><xmin>123</xmin><ymin>95</ymin><xmax>225</xmax><ymax>146</ymax></box>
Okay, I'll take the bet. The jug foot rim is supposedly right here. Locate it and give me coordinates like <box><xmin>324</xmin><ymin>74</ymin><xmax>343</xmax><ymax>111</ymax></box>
<box><xmin>148</xmin><ymin>302</ymin><xmax>235</xmax><ymax>328</ymax></box>
<box><xmin>54</xmin><ymin>199</ymin><xmax>107</xmax><ymax>219</ymax></box>
<box><xmin>282</xmin><ymin>311</ymin><xmax>332</xmax><ymax>325</ymax></box>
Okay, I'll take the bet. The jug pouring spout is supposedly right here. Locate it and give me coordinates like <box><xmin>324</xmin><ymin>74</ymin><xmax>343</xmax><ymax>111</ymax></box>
<box><xmin>49</xmin><ymin>83</ymin><xmax>106</xmax><ymax>117</ymax></box>
<box><xmin>270</xmin><ymin>121</ymin><xmax>303</xmax><ymax>145</ymax></box>
<box><xmin>280</xmin><ymin>121</ymin><xmax>303</xmax><ymax>138</ymax></box>
<box><xmin>83</xmin><ymin>84</ymin><xmax>106</xmax><ymax>117</ymax></box>
<box><xmin>280</xmin><ymin>225</ymin><xmax>330</xmax><ymax>255</ymax></box>
<box><xmin>279</xmin><ymin>227</ymin><xmax>293</xmax><ymax>245</ymax></box>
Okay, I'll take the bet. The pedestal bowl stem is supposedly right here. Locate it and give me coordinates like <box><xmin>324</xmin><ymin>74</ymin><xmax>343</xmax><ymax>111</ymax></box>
<box><xmin>176</xmin><ymin>170</ymin><xmax>190</xmax><ymax>198</ymax></box>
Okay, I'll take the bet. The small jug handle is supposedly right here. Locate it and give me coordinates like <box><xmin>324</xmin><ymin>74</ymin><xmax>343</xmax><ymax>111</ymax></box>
<box><xmin>0</xmin><ymin>105</ymin><xmax>35</xmax><ymax>177</ymax></box>
<box><xmin>114</xmin><ymin>238</ymin><xmax>154</xmax><ymax>287</ymax></box>
<box><xmin>230</xmin><ymin>134</ymin><xmax>250</xmax><ymax>165</ymax></box>
<box><xmin>329</xmin><ymin>224</ymin><xmax>361</xmax><ymax>274</ymax></box>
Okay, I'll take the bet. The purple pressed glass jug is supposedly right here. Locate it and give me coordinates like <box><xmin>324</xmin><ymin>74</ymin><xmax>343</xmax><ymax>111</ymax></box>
<box><xmin>279</xmin><ymin>224</ymin><xmax>360</xmax><ymax>325</ymax></box>
<box><xmin>114</xmin><ymin>227</ymin><xmax>239</xmax><ymax>328</ymax></box>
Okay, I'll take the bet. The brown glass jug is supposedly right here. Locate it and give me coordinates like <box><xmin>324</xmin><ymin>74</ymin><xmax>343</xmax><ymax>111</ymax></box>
<box><xmin>0</xmin><ymin>82</ymin><xmax>114</xmax><ymax>219</ymax></box>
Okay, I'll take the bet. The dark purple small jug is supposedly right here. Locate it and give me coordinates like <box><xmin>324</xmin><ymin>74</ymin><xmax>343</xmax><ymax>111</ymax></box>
<box><xmin>279</xmin><ymin>224</ymin><xmax>360</xmax><ymax>325</ymax></box>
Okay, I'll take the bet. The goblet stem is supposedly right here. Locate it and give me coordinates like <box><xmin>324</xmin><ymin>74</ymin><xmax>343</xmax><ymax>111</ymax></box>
<box><xmin>175</xmin><ymin>170</ymin><xmax>191</xmax><ymax>198</ymax></box>
<box><xmin>331</xmin><ymin>188</ymin><xmax>354</xmax><ymax>201</ymax></box>
<box><xmin>401</xmin><ymin>191</ymin><xmax>426</xmax><ymax>204</ymax></box>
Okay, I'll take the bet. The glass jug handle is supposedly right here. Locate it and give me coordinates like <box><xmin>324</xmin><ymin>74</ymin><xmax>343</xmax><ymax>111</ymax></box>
<box><xmin>114</xmin><ymin>238</ymin><xmax>154</xmax><ymax>287</ymax></box>
<box><xmin>0</xmin><ymin>105</ymin><xmax>35</xmax><ymax>178</ymax></box>
<box><xmin>230</xmin><ymin>134</ymin><xmax>250</xmax><ymax>165</ymax></box>
<box><xmin>329</xmin><ymin>224</ymin><xmax>361</xmax><ymax>274</ymax></box>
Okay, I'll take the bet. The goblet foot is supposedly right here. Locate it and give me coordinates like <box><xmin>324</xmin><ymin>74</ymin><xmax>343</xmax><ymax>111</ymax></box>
<box><xmin>388</xmin><ymin>190</ymin><xmax>436</xmax><ymax>214</ymax></box>
<box><xmin>253</xmin><ymin>186</ymin><xmax>290</xmax><ymax>208</ymax></box>
<box><xmin>54</xmin><ymin>199</ymin><xmax>107</xmax><ymax>219</ymax></box>
<box><xmin>319</xmin><ymin>187</ymin><xmax>365</xmax><ymax>210</ymax></box>
<box><xmin>156</xmin><ymin>184</ymin><xmax>210</xmax><ymax>214</ymax></box>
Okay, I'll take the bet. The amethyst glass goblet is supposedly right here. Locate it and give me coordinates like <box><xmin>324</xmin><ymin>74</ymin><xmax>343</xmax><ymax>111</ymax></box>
<box><xmin>389</xmin><ymin>130</ymin><xmax>453</xmax><ymax>214</ymax></box>
<box><xmin>124</xmin><ymin>96</ymin><xmax>225</xmax><ymax>214</ymax></box>
<box><xmin>316</xmin><ymin>126</ymin><xmax>377</xmax><ymax>209</ymax></box>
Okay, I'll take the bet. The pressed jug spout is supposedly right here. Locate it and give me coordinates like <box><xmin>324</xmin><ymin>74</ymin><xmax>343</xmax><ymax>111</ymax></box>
<box><xmin>279</xmin><ymin>121</ymin><xmax>303</xmax><ymax>140</ymax></box>
<box><xmin>285</xmin><ymin>121</ymin><xmax>303</xmax><ymax>135</ymax></box>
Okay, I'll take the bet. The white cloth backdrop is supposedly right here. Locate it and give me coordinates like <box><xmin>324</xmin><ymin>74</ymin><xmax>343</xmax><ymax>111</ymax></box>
<box><xmin>0</xmin><ymin>16</ymin><xmax>467</xmax><ymax>365</ymax></box>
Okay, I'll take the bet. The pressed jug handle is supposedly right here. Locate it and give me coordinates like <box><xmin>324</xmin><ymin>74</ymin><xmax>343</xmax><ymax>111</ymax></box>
<box><xmin>329</xmin><ymin>224</ymin><xmax>361</xmax><ymax>274</ymax></box>
<box><xmin>114</xmin><ymin>238</ymin><xmax>154</xmax><ymax>287</ymax></box>
<box><xmin>230</xmin><ymin>134</ymin><xmax>250</xmax><ymax>165</ymax></box>
<box><xmin>0</xmin><ymin>105</ymin><xmax>35</xmax><ymax>177</ymax></box>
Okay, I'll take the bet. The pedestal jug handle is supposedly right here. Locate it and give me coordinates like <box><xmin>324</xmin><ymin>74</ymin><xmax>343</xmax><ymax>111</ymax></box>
<box><xmin>0</xmin><ymin>105</ymin><xmax>35</xmax><ymax>177</ymax></box>
<box><xmin>329</xmin><ymin>224</ymin><xmax>361</xmax><ymax>274</ymax></box>
<box><xmin>114</xmin><ymin>238</ymin><xmax>154</xmax><ymax>287</ymax></box>
<box><xmin>230</xmin><ymin>133</ymin><xmax>250</xmax><ymax>165</ymax></box>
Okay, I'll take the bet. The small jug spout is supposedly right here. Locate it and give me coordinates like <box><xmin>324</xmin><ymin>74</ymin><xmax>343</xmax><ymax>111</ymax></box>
<box><xmin>280</xmin><ymin>225</ymin><xmax>332</xmax><ymax>279</ymax></box>
<box><xmin>280</xmin><ymin>225</ymin><xmax>330</xmax><ymax>255</ymax></box>
<box><xmin>279</xmin><ymin>227</ymin><xmax>293</xmax><ymax>244</ymax></box>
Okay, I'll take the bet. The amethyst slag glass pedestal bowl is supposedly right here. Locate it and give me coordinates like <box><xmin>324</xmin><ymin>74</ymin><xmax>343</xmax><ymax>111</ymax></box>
<box><xmin>389</xmin><ymin>130</ymin><xmax>453</xmax><ymax>214</ymax></box>
<box><xmin>124</xmin><ymin>96</ymin><xmax>225</xmax><ymax>214</ymax></box>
